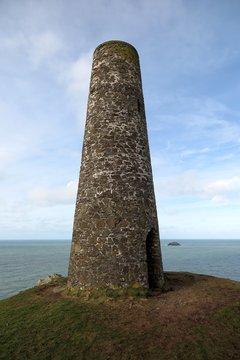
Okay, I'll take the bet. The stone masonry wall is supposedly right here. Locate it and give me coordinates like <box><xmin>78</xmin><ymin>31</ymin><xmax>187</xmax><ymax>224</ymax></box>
<box><xmin>68</xmin><ymin>41</ymin><xmax>164</xmax><ymax>289</ymax></box>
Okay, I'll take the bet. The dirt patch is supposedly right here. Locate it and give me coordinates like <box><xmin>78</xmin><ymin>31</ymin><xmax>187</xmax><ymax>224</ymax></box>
<box><xmin>78</xmin><ymin>272</ymin><xmax>240</xmax><ymax>350</ymax></box>
<box><xmin>44</xmin><ymin>272</ymin><xmax>240</xmax><ymax>353</ymax></box>
<box><xmin>3</xmin><ymin>272</ymin><xmax>238</xmax><ymax>360</ymax></box>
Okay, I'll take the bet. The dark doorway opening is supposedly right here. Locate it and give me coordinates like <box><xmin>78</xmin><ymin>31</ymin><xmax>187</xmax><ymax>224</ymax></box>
<box><xmin>146</xmin><ymin>229</ymin><xmax>158</xmax><ymax>289</ymax></box>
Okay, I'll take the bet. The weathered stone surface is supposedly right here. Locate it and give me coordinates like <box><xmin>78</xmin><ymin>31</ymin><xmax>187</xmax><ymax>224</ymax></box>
<box><xmin>68</xmin><ymin>40</ymin><xmax>164</xmax><ymax>290</ymax></box>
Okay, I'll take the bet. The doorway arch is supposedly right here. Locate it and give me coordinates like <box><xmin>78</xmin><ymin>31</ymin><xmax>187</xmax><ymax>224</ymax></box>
<box><xmin>146</xmin><ymin>229</ymin><xmax>158</xmax><ymax>289</ymax></box>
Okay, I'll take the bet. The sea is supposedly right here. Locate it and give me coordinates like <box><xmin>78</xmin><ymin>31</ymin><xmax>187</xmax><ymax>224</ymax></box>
<box><xmin>0</xmin><ymin>240</ymin><xmax>239</xmax><ymax>300</ymax></box>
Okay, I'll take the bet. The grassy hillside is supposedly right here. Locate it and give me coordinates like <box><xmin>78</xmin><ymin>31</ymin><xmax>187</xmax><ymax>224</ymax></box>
<box><xmin>0</xmin><ymin>272</ymin><xmax>239</xmax><ymax>360</ymax></box>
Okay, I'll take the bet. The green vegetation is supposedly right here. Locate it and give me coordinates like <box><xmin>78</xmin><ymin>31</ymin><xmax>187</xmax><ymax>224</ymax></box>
<box><xmin>0</xmin><ymin>273</ymin><xmax>239</xmax><ymax>360</ymax></box>
<box><xmin>173</xmin><ymin>303</ymin><xmax>240</xmax><ymax>360</ymax></box>
<box><xmin>66</xmin><ymin>285</ymin><xmax>148</xmax><ymax>300</ymax></box>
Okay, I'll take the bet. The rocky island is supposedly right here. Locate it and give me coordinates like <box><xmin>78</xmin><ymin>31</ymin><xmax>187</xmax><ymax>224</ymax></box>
<box><xmin>168</xmin><ymin>241</ymin><xmax>181</xmax><ymax>246</ymax></box>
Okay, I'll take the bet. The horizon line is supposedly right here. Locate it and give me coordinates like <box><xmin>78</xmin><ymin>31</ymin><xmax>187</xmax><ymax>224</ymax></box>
<box><xmin>0</xmin><ymin>238</ymin><xmax>240</xmax><ymax>241</ymax></box>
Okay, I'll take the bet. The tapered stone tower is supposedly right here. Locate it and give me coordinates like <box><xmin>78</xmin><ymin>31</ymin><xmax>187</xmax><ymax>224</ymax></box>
<box><xmin>68</xmin><ymin>40</ymin><xmax>164</xmax><ymax>290</ymax></box>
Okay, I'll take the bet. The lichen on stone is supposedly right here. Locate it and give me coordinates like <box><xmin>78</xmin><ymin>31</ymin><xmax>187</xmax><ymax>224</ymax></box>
<box><xmin>94</xmin><ymin>40</ymin><xmax>139</xmax><ymax>64</ymax></box>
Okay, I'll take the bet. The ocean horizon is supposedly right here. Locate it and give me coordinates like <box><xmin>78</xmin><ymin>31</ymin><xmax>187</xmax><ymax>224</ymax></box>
<box><xmin>0</xmin><ymin>239</ymin><xmax>239</xmax><ymax>300</ymax></box>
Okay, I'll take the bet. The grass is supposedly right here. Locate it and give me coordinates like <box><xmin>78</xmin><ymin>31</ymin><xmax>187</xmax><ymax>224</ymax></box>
<box><xmin>173</xmin><ymin>304</ymin><xmax>240</xmax><ymax>360</ymax></box>
<box><xmin>0</xmin><ymin>272</ymin><xmax>239</xmax><ymax>360</ymax></box>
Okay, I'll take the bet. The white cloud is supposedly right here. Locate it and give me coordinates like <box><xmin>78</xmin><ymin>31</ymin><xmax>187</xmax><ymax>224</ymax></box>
<box><xmin>0</xmin><ymin>0</ymin><xmax>239</xmax><ymax>240</ymax></box>
<box><xmin>204</xmin><ymin>176</ymin><xmax>240</xmax><ymax>203</ymax></box>
<box><xmin>0</xmin><ymin>30</ymin><xmax>63</xmax><ymax>68</ymax></box>
<box><xmin>0</xmin><ymin>198</ymin><xmax>74</xmax><ymax>239</ymax></box>
<box><xmin>59</xmin><ymin>51</ymin><xmax>92</xmax><ymax>125</ymax></box>
<box><xmin>0</xmin><ymin>142</ymin><xmax>26</xmax><ymax>179</ymax></box>
<box><xmin>151</xmin><ymin>96</ymin><xmax>240</xmax><ymax>156</ymax></box>
<box><xmin>157</xmin><ymin>172</ymin><xmax>240</xmax><ymax>205</ymax></box>
<box><xmin>28</xmin><ymin>180</ymin><xmax>78</xmax><ymax>207</ymax></box>
<box><xmin>28</xmin><ymin>31</ymin><xmax>63</xmax><ymax>66</ymax></box>
<box><xmin>180</xmin><ymin>147</ymin><xmax>210</xmax><ymax>157</ymax></box>
<box><xmin>156</xmin><ymin>171</ymin><xmax>200</xmax><ymax>197</ymax></box>
<box><xmin>0</xmin><ymin>32</ymin><xmax>26</xmax><ymax>50</ymax></box>
<box><xmin>0</xmin><ymin>99</ymin><xmax>48</xmax><ymax>180</ymax></box>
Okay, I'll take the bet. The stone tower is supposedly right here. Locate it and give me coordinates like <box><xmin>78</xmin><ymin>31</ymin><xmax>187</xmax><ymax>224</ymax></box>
<box><xmin>68</xmin><ymin>40</ymin><xmax>164</xmax><ymax>290</ymax></box>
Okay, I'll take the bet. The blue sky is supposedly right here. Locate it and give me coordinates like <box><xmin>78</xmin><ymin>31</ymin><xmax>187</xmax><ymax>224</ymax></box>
<box><xmin>1</xmin><ymin>0</ymin><xmax>240</xmax><ymax>240</ymax></box>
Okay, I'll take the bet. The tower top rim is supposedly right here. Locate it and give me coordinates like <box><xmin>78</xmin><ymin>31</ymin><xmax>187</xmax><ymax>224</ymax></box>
<box><xmin>94</xmin><ymin>40</ymin><xmax>139</xmax><ymax>58</ymax></box>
